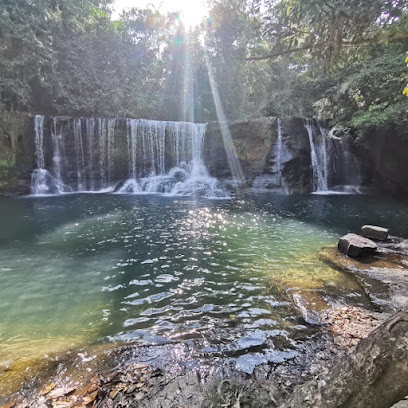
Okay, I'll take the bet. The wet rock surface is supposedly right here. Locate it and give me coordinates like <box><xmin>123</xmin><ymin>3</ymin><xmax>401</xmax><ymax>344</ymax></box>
<box><xmin>2</xmin><ymin>300</ymin><xmax>392</xmax><ymax>408</ymax></box>
<box><xmin>322</xmin><ymin>236</ymin><xmax>408</xmax><ymax>311</ymax></box>
<box><xmin>1</xmin><ymin>329</ymin><xmax>352</xmax><ymax>408</ymax></box>
<box><xmin>0</xmin><ymin>318</ymin><xmax>399</xmax><ymax>407</ymax></box>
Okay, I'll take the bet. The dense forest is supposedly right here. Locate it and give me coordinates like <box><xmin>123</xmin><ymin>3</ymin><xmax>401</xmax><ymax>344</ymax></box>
<box><xmin>0</xmin><ymin>0</ymin><xmax>407</xmax><ymax>131</ymax></box>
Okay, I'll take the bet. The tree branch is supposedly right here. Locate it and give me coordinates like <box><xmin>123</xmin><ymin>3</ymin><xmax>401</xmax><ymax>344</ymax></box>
<box><xmin>245</xmin><ymin>31</ymin><xmax>408</xmax><ymax>61</ymax></box>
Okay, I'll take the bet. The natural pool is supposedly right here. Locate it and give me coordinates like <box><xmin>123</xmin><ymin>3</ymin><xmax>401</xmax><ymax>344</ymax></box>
<box><xmin>1</xmin><ymin>193</ymin><xmax>408</xmax><ymax>373</ymax></box>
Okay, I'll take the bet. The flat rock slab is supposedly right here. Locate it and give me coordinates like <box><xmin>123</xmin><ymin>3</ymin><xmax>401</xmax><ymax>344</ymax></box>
<box><xmin>361</xmin><ymin>225</ymin><xmax>389</xmax><ymax>241</ymax></box>
<box><xmin>338</xmin><ymin>233</ymin><xmax>377</xmax><ymax>257</ymax></box>
<box><xmin>320</xmin><ymin>247</ymin><xmax>408</xmax><ymax>311</ymax></box>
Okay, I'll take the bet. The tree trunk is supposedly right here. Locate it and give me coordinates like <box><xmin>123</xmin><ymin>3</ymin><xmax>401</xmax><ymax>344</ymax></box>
<box><xmin>281</xmin><ymin>306</ymin><xmax>408</xmax><ymax>408</ymax></box>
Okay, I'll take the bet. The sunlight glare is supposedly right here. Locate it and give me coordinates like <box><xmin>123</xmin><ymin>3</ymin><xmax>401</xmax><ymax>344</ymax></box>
<box><xmin>113</xmin><ymin>0</ymin><xmax>208</xmax><ymax>27</ymax></box>
<box><xmin>204</xmin><ymin>49</ymin><xmax>246</xmax><ymax>188</ymax></box>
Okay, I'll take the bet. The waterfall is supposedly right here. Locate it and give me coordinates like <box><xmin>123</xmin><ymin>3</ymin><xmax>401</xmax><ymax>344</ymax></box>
<box><xmin>86</xmin><ymin>118</ymin><xmax>95</xmax><ymax>191</ymax></box>
<box><xmin>275</xmin><ymin>119</ymin><xmax>287</xmax><ymax>191</ymax></box>
<box><xmin>50</xmin><ymin>118</ymin><xmax>71</xmax><ymax>193</ymax></box>
<box><xmin>252</xmin><ymin>119</ymin><xmax>290</xmax><ymax>192</ymax></box>
<box><xmin>31</xmin><ymin>115</ymin><xmax>47</xmax><ymax>195</ymax></box>
<box><xmin>107</xmin><ymin>119</ymin><xmax>116</xmax><ymax>182</ymax></box>
<box><xmin>305</xmin><ymin>119</ymin><xmax>329</xmax><ymax>192</ymax></box>
<box><xmin>30</xmin><ymin>116</ymin><xmax>227</xmax><ymax>198</ymax></box>
<box><xmin>34</xmin><ymin>115</ymin><xmax>45</xmax><ymax>169</ymax></box>
<box><xmin>98</xmin><ymin>118</ymin><xmax>107</xmax><ymax>189</ymax></box>
<box><xmin>73</xmin><ymin>118</ymin><xmax>85</xmax><ymax>191</ymax></box>
<box><xmin>51</xmin><ymin>118</ymin><xmax>61</xmax><ymax>183</ymax></box>
<box><xmin>31</xmin><ymin>115</ymin><xmax>67</xmax><ymax>195</ymax></box>
<box><xmin>120</xmin><ymin>120</ymin><xmax>226</xmax><ymax>197</ymax></box>
<box><xmin>305</xmin><ymin>119</ymin><xmax>362</xmax><ymax>194</ymax></box>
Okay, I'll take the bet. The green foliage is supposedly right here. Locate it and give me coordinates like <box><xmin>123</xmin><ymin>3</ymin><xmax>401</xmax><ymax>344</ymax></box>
<box><xmin>0</xmin><ymin>1</ymin><xmax>186</xmax><ymax>119</ymax></box>
<box><xmin>0</xmin><ymin>0</ymin><xmax>407</xmax><ymax>130</ymax></box>
<box><xmin>261</xmin><ymin>0</ymin><xmax>408</xmax><ymax>130</ymax></box>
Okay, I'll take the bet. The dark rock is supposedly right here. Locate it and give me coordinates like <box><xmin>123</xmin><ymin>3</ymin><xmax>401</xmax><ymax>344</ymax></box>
<box><xmin>204</xmin><ymin>117</ymin><xmax>315</xmax><ymax>193</ymax></box>
<box><xmin>281</xmin><ymin>306</ymin><xmax>408</xmax><ymax>408</ymax></box>
<box><xmin>361</xmin><ymin>225</ymin><xmax>389</xmax><ymax>241</ymax></box>
<box><xmin>359</xmin><ymin>126</ymin><xmax>408</xmax><ymax>199</ymax></box>
<box><xmin>338</xmin><ymin>233</ymin><xmax>377</xmax><ymax>257</ymax></box>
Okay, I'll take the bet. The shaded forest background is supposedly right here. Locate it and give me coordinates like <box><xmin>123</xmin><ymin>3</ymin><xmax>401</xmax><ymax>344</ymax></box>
<box><xmin>0</xmin><ymin>0</ymin><xmax>407</xmax><ymax>131</ymax></box>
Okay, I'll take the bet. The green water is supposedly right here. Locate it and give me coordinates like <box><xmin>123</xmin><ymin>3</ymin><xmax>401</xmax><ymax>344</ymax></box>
<box><xmin>0</xmin><ymin>193</ymin><xmax>407</xmax><ymax>366</ymax></box>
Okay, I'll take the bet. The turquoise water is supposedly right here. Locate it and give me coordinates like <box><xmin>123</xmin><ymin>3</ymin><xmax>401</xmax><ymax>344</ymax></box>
<box><xmin>0</xmin><ymin>193</ymin><xmax>407</xmax><ymax>366</ymax></box>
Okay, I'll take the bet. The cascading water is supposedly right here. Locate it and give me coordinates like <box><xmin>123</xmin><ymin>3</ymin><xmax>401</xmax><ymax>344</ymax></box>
<box><xmin>34</xmin><ymin>115</ymin><xmax>45</xmax><ymax>169</ymax></box>
<box><xmin>31</xmin><ymin>115</ymin><xmax>67</xmax><ymax>195</ymax></box>
<box><xmin>30</xmin><ymin>116</ymin><xmax>227</xmax><ymax>198</ymax></box>
<box><xmin>118</xmin><ymin>120</ymin><xmax>227</xmax><ymax>198</ymax></box>
<box><xmin>86</xmin><ymin>118</ymin><xmax>95</xmax><ymax>191</ymax></box>
<box><xmin>50</xmin><ymin>118</ymin><xmax>71</xmax><ymax>193</ymax></box>
<box><xmin>274</xmin><ymin>119</ymin><xmax>288</xmax><ymax>191</ymax></box>
<box><xmin>305</xmin><ymin>119</ymin><xmax>362</xmax><ymax>194</ymax></box>
<box><xmin>120</xmin><ymin>118</ymin><xmax>141</xmax><ymax>193</ymax></box>
<box><xmin>31</xmin><ymin>115</ymin><xmax>47</xmax><ymax>195</ymax></box>
<box><xmin>73</xmin><ymin>118</ymin><xmax>85</xmax><ymax>191</ymax></box>
<box><xmin>305</xmin><ymin>119</ymin><xmax>329</xmax><ymax>192</ymax></box>
<box><xmin>252</xmin><ymin>118</ymin><xmax>290</xmax><ymax>192</ymax></box>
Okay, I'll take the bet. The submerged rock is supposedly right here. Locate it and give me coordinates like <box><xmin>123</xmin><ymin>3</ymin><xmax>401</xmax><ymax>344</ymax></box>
<box><xmin>361</xmin><ymin>225</ymin><xmax>389</xmax><ymax>241</ymax></box>
<box><xmin>338</xmin><ymin>233</ymin><xmax>377</xmax><ymax>257</ymax></box>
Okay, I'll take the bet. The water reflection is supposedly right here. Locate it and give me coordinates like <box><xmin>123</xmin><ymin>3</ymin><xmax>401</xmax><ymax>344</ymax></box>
<box><xmin>0</xmin><ymin>193</ymin><xmax>407</xmax><ymax>367</ymax></box>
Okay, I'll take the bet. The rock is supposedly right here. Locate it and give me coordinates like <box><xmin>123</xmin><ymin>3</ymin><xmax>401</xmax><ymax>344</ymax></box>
<box><xmin>361</xmin><ymin>225</ymin><xmax>389</xmax><ymax>241</ymax></box>
<box><xmin>338</xmin><ymin>233</ymin><xmax>377</xmax><ymax>257</ymax></box>
<box><xmin>235</xmin><ymin>353</ymin><xmax>267</xmax><ymax>375</ymax></box>
<box><xmin>204</xmin><ymin>118</ymin><xmax>277</xmax><ymax>181</ymax></box>
<box><xmin>281</xmin><ymin>305</ymin><xmax>408</xmax><ymax>408</ymax></box>
<box><xmin>320</xmin><ymin>247</ymin><xmax>408</xmax><ymax>311</ymax></box>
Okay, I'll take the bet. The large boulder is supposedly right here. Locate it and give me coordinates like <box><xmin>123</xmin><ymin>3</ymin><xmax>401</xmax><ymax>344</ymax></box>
<box><xmin>361</xmin><ymin>225</ymin><xmax>389</xmax><ymax>241</ymax></box>
<box><xmin>338</xmin><ymin>233</ymin><xmax>377</xmax><ymax>257</ymax></box>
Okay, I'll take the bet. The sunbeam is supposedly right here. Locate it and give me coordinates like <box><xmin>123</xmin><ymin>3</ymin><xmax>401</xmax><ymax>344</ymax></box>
<box><xmin>182</xmin><ymin>30</ymin><xmax>194</xmax><ymax>123</ymax></box>
<box><xmin>203</xmin><ymin>48</ymin><xmax>246</xmax><ymax>189</ymax></box>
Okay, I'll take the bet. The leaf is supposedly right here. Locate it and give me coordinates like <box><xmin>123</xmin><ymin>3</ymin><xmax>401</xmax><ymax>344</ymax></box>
<box><xmin>48</xmin><ymin>387</ymin><xmax>76</xmax><ymax>400</ymax></box>
<box><xmin>82</xmin><ymin>390</ymin><xmax>98</xmax><ymax>405</ymax></box>
<box><xmin>39</xmin><ymin>383</ymin><xmax>56</xmax><ymax>396</ymax></box>
<box><xmin>51</xmin><ymin>400</ymin><xmax>74</xmax><ymax>408</ymax></box>
<box><xmin>109</xmin><ymin>384</ymin><xmax>125</xmax><ymax>399</ymax></box>
<box><xmin>0</xmin><ymin>402</ymin><xmax>17</xmax><ymax>408</ymax></box>
<box><xmin>133</xmin><ymin>364</ymin><xmax>147</xmax><ymax>369</ymax></box>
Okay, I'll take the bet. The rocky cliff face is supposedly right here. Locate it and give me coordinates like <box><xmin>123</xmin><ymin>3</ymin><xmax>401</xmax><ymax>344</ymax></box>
<box><xmin>0</xmin><ymin>111</ymin><xmax>33</xmax><ymax>195</ymax></box>
<box><xmin>277</xmin><ymin>117</ymin><xmax>313</xmax><ymax>193</ymax></box>
<box><xmin>204</xmin><ymin>117</ymin><xmax>314</xmax><ymax>193</ymax></box>
<box><xmin>204</xmin><ymin>117</ymin><xmax>277</xmax><ymax>180</ymax></box>
<box><xmin>356</xmin><ymin>126</ymin><xmax>408</xmax><ymax>199</ymax></box>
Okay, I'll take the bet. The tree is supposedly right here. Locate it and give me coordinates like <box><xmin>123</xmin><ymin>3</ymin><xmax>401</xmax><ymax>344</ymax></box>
<box><xmin>250</xmin><ymin>0</ymin><xmax>408</xmax><ymax>64</ymax></box>
<box><xmin>0</xmin><ymin>0</ymin><xmax>112</xmax><ymax>112</ymax></box>
<box><xmin>282</xmin><ymin>305</ymin><xmax>408</xmax><ymax>408</ymax></box>
<box><xmin>255</xmin><ymin>0</ymin><xmax>408</xmax><ymax>130</ymax></box>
